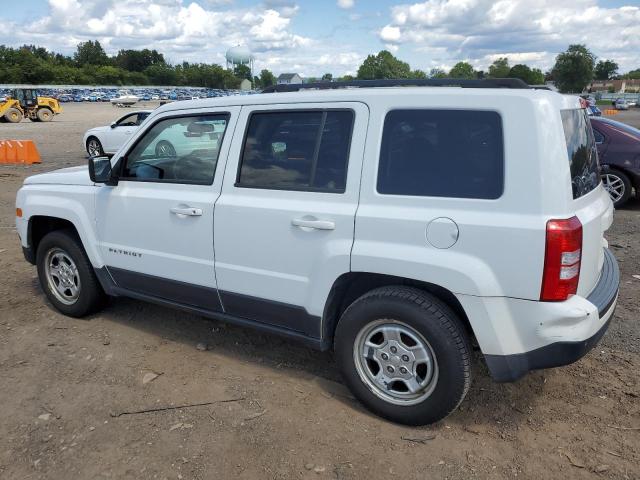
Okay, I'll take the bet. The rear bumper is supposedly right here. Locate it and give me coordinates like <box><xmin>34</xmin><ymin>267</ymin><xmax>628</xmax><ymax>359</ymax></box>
<box><xmin>483</xmin><ymin>249</ymin><xmax>619</xmax><ymax>382</ymax></box>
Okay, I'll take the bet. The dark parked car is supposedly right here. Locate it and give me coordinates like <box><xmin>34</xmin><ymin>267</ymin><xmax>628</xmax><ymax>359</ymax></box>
<box><xmin>590</xmin><ymin>116</ymin><xmax>640</xmax><ymax>207</ymax></box>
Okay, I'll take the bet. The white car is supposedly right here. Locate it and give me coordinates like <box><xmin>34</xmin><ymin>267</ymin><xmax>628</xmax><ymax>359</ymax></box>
<box><xmin>16</xmin><ymin>79</ymin><xmax>619</xmax><ymax>425</ymax></box>
<box><xmin>83</xmin><ymin>110</ymin><xmax>152</xmax><ymax>156</ymax></box>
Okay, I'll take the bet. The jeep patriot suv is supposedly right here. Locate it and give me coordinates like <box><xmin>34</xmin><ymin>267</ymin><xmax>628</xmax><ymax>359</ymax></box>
<box><xmin>15</xmin><ymin>79</ymin><xmax>620</xmax><ymax>425</ymax></box>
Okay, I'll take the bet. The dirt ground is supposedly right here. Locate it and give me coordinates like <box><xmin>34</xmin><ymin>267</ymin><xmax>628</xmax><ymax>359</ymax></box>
<box><xmin>0</xmin><ymin>102</ymin><xmax>639</xmax><ymax>480</ymax></box>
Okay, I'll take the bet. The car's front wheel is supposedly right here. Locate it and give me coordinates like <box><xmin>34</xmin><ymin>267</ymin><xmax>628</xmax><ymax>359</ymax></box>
<box><xmin>86</xmin><ymin>137</ymin><xmax>104</xmax><ymax>157</ymax></box>
<box><xmin>335</xmin><ymin>286</ymin><xmax>471</xmax><ymax>425</ymax></box>
<box><xmin>36</xmin><ymin>229</ymin><xmax>107</xmax><ymax>317</ymax></box>
<box><xmin>602</xmin><ymin>169</ymin><xmax>632</xmax><ymax>207</ymax></box>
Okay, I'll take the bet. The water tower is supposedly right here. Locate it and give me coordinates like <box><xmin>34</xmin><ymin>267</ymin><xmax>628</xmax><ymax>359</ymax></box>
<box><xmin>226</xmin><ymin>45</ymin><xmax>254</xmax><ymax>78</ymax></box>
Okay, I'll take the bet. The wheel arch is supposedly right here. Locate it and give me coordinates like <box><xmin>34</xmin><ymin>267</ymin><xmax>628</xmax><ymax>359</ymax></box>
<box><xmin>322</xmin><ymin>272</ymin><xmax>474</xmax><ymax>348</ymax></box>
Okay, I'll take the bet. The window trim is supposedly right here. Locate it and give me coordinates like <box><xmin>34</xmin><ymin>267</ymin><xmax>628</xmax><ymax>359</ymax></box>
<box><xmin>375</xmin><ymin>108</ymin><xmax>505</xmax><ymax>200</ymax></box>
<box><xmin>117</xmin><ymin>111</ymin><xmax>231</xmax><ymax>186</ymax></box>
<box><xmin>234</xmin><ymin>108</ymin><xmax>355</xmax><ymax>194</ymax></box>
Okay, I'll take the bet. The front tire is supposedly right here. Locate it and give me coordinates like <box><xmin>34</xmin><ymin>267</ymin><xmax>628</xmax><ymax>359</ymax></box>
<box><xmin>37</xmin><ymin>107</ymin><xmax>53</xmax><ymax>122</ymax></box>
<box><xmin>335</xmin><ymin>286</ymin><xmax>471</xmax><ymax>425</ymax></box>
<box><xmin>602</xmin><ymin>169</ymin><xmax>632</xmax><ymax>207</ymax></box>
<box><xmin>36</xmin><ymin>229</ymin><xmax>107</xmax><ymax>317</ymax></box>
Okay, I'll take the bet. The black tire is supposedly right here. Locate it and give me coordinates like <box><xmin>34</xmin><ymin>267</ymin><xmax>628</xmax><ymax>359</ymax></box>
<box><xmin>335</xmin><ymin>286</ymin><xmax>471</xmax><ymax>425</ymax></box>
<box><xmin>36</xmin><ymin>229</ymin><xmax>107</xmax><ymax>317</ymax></box>
<box><xmin>86</xmin><ymin>137</ymin><xmax>104</xmax><ymax>157</ymax></box>
<box><xmin>602</xmin><ymin>168</ymin><xmax>632</xmax><ymax>208</ymax></box>
<box><xmin>5</xmin><ymin>108</ymin><xmax>23</xmax><ymax>123</ymax></box>
<box><xmin>37</xmin><ymin>107</ymin><xmax>53</xmax><ymax>122</ymax></box>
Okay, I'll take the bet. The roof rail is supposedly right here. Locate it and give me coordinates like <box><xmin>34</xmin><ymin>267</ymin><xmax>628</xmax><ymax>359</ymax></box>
<box><xmin>261</xmin><ymin>78</ymin><xmax>530</xmax><ymax>93</ymax></box>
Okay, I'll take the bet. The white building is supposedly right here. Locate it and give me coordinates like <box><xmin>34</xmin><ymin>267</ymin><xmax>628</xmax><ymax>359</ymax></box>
<box><xmin>277</xmin><ymin>73</ymin><xmax>303</xmax><ymax>85</ymax></box>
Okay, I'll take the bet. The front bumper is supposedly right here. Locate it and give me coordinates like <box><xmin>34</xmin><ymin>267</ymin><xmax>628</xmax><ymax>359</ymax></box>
<box><xmin>484</xmin><ymin>248</ymin><xmax>620</xmax><ymax>382</ymax></box>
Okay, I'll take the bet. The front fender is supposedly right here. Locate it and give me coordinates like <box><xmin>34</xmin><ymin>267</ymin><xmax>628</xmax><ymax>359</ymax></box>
<box><xmin>17</xmin><ymin>185</ymin><xmax>103</xmax><ymax>267</ymax></box>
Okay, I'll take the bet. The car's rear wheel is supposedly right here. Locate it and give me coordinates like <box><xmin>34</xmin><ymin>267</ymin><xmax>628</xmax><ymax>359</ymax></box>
<box><xmin>602</xmin><ymin>169</ymin><xmax>632</xmax><ymax>207</ymax></box>
<box><xmin>86</xmin><ymin>137</ymin><xmax>104</xmax><ymax>157</ymax></box>
<box><xmin>335</xmin><ymin>286</ymin><xmax>471</xmax><ymax>425</ymax></box>
<box><xmin>36</xmin><ymin>229</ymin><xmax>107</xmax><ymax>317</ymax></box>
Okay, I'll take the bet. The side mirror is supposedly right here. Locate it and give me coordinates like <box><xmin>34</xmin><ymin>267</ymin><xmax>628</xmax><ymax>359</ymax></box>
<box><xmin>110</xmin><ymin>122</ymin><xmax>117</xmax><ymax>129</ymax></box>
<box><xmin>88</xmin><ymin>156</ymin><xmax>117</xmax><ymax>185</ymax></box>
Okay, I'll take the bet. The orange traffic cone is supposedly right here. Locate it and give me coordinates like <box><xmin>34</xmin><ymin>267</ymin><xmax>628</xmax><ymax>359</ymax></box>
<box><xmin>0</xmin><ymin>140</ymin><xmax>41</xmax><ymax>164</ymax></box>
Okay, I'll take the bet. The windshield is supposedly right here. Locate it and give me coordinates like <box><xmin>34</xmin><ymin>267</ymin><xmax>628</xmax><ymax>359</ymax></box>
<box><xmin>561</xmin><ymin>109</ymin><xmax>600</xmax><ymax>199</ymax></box>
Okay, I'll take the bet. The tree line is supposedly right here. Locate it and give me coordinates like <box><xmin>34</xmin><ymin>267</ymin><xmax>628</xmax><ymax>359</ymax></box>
<box><xmin>0</xmin><ymin>41</ymin><xmax>276</xmax><ymax>89</ymax></box>
<box><xmin>351</xmin><ymin>46</ymin><xmax>639</xmax><ymax>93</ymax></box>
<box><xmin>1</xmin><ymin>40</ymin><xmax>638</xmax><ymax>93</ymax></box>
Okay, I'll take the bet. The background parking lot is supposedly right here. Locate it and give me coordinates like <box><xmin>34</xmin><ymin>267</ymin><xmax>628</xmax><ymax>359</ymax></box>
<box><xmin>0</xmin><ymin>102</ymin><xmax>639</xmax><ymax>479</ymax></box>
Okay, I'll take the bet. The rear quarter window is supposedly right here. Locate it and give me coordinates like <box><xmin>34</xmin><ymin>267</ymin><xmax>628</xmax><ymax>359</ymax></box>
<box><xmin>561</xmin><ymin>109</ymin><xmax>600</xmax><ymax>199</ymax></box>
<box><xmin>377</xmin><ymin>109</ymin><xmax>504</xmax><ymax>199</ymax></box>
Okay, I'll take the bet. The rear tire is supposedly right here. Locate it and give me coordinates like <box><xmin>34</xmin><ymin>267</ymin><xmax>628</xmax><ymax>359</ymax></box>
<box><xmin>335</xmin><ymin>286</ymin><xmax>471</xmax><ymax>425</ymax></box>
<box><xmin>5</xmin><ymin>108</ymin><xmax>23</xmax><ymax>123</ymax></box>
<box><xmin>86</xmin><ymin>137</ymin><xmax>104</xmax><ymax>157</ymax></box>
<box><xmin>36</xmin><ymin>229</ymin><xmax>107</xmax><ymax>317</ymax></box>
<box><xmin>602</xmin><ymin>169</ymin><xmax>632</xmax><ymax>207</ymax></box>
<box><xmin>37</xmin><ymin>108</ymin><xmax>53</xmax><ymax>122</ymax></box>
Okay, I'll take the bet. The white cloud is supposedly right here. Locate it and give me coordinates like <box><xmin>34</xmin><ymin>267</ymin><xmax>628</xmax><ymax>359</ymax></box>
<box><xmin>379</xmin><ymin>0</ymin><xmax>640</xmax><ymax>71</ymax></box>
<box><xmin>337</xmin><ymin>0</ymin><xmax>355</xmax><ymax>9</ymax></box>
<box><xmin>2</xmin><ymin>0</ymin><xmax>368</xmax><ymax>77</ymax></box>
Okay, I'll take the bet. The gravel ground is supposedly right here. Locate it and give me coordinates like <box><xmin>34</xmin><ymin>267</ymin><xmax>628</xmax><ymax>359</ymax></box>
<box><xmin>0</xmin><ymin>102</ymin><xmax>639</xmax><ymax>480</ymax></box>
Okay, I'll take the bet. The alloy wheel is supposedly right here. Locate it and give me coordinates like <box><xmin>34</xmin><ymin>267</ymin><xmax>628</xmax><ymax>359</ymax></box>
<box><xmin>353</xmin><ymin>320</ymin><xmax>438</xmax><ymax>406</ymax></box>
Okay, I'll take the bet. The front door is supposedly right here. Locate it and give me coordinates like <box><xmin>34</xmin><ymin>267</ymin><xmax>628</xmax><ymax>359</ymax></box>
<box><xmin>214</xmin><ymin>103</ymin><xmax>368</xmax><ymax>338</ymax></box>
<box><xmin>104</xmin><ymin>112</ymin><xmax>144</xmax><ymax>153</ymax></box>
<box><xmin>95</xmin><ymin>107</ymin><xmax>239</xmax><ymax>310</ymax></box>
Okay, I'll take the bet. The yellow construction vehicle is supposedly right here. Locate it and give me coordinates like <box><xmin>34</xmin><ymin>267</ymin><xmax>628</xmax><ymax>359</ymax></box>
<box><xmin>0</xmin><ymin>88</ymin><xmax>62</xmax><ymax>123</ymax></box>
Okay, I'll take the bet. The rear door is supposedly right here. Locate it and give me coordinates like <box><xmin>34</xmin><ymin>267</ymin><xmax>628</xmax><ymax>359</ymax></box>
<box><xmin>214</xmin><ymin>102</ymin><xmax>368</xmax><ymax>338</ymax></box>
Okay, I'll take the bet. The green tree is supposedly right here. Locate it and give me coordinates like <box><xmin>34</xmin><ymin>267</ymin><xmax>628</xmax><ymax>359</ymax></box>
<box><xmin>488</xmin><ymin>57</ymin><xmax>510</xmax><ymax>78</ymax></box>
<box><xmin>594</xmin><ymin>59</ymin><xmax>618</xmax><ymax>80</ymax></box>
<box><xmin>233</xmin><ymin>64</ymin><xmax>252</xmax><ymax>81</ymax></box>
<box><xmin>449</xmin><ymin>61</ymin><xmax>475</xmax><ymax>79</ymax></box>
<box><xmin>508</xmin><ymin>64</ymin><xmax>545</xmax><ymax>85</ymax></box>
<box><xmin>356</xmin><ymin>50</ymin><xmax>412</xmax><ymax>79</ymax></box>
<box><xmin>116</xmin><ymin>48</ymin><xmax>165</xmax><ymax>72</ymax></box>
<box><xmin>429</xmin><ymin>68</ymin><xmax>447</xmax><ymax>78</ymax></box>
<box><xmin>94</xmin><ymin>65</ymin><xmax>125</xmax><ymax>85</ymax></box>
<box><xmin>410</xmin><ymin>69</ymin><xmax>427</xmax><ymax>79</ymax></box>
<box><xmin>552</xmin><ymin>44</ymin><xmax>595</xmax><ymax>93</ymax></box>
<box><xmin>624</xmin><ymin>68</ymin><xmax>640</xmax><ymax>80</ymax></box>
<box><xmin>321</xmin><ymin>73</ymin><xmax>333</xmax><ymax>81</ymax></box>
<box><xmin>259</xmin><ymin>69</ymin><xmax>276</xmax><ymax>87</ymax></box>
<box><xmin>74</xmin><ymin>40</ymin><xmax>109</xmax><ymax>66</ymax></box>
<box><xmin>144</xmin><ymin>63</ymin><xmax>178</xmax><ymax>85</ymax></box>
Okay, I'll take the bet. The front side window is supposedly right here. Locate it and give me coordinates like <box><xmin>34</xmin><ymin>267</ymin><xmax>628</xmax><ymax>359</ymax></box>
<box><xmin>237</xmin><ymin>110</ymin><xmax>354</xmax><ymax>192</ymax></box>
<box><xmin>378</xmin><ymin>109</ymin><xmax>504</xmax><ymax>199</ymax></box>
<box><xmin>117</xmin><ymin>112</ymin><xmax>149</xmax><ymax>127</ymax></box>
<box><xmin>121</xmin><ymin>114</ymin><xmax>229</xmax><ymax>184</ymax></box>
<box><xmin>561</xmin><ymin>109</ymin><xmax>600</xmax><ymax>199</ymax></box>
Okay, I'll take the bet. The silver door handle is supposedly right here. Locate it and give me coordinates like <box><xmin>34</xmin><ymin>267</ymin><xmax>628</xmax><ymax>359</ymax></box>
<box><xmin>291</xmin><ymin>218</ymin><xmax>335</xmax><ymax>230</ymax></box>
<box><xmin>170</xmin><ymin>206</ymin><xmax>202</xmax><ymax>216</ymax></box>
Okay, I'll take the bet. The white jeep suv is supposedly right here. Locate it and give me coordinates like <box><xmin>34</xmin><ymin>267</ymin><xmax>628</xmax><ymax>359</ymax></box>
<box><xmin>15</xmin><ymin>79</ymin><xmax>619</xmax><ymax>425</ymax></box>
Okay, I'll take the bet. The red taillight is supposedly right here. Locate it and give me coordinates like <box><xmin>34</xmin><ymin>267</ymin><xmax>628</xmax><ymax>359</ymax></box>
<box><xmin>540</xmin><ymin>216</ymin><xmax>583</xmax><ymax>301</ymax></box>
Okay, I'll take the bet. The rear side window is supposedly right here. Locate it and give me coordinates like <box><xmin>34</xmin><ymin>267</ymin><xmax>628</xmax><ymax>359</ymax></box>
<box><xmin>377</xmin><ymin>110</ymin><xmax>504</xmax><ymax>199</ymax></box>
<box><xmin>561</xmin><ymin>109</ymin><xmax>600</xmax><ymax>199</ymax></box>
<box><xmin>237</xmin><ymin>110</ymin><xmax>354</xmax><ymax>192</ymax></box>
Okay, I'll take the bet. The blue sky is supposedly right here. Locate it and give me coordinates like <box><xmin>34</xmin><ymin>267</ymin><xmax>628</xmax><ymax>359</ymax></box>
<box><xmin>3</xmin><ymin>0</ymin><xmax>640</xmax><ymax>77</ymax></box>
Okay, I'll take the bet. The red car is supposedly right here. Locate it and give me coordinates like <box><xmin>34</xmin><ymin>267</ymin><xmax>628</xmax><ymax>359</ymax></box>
<box><xmin>590</xmin><ymin>116</ymin><xmax>640</xmax><ymax>207</ymax></box>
